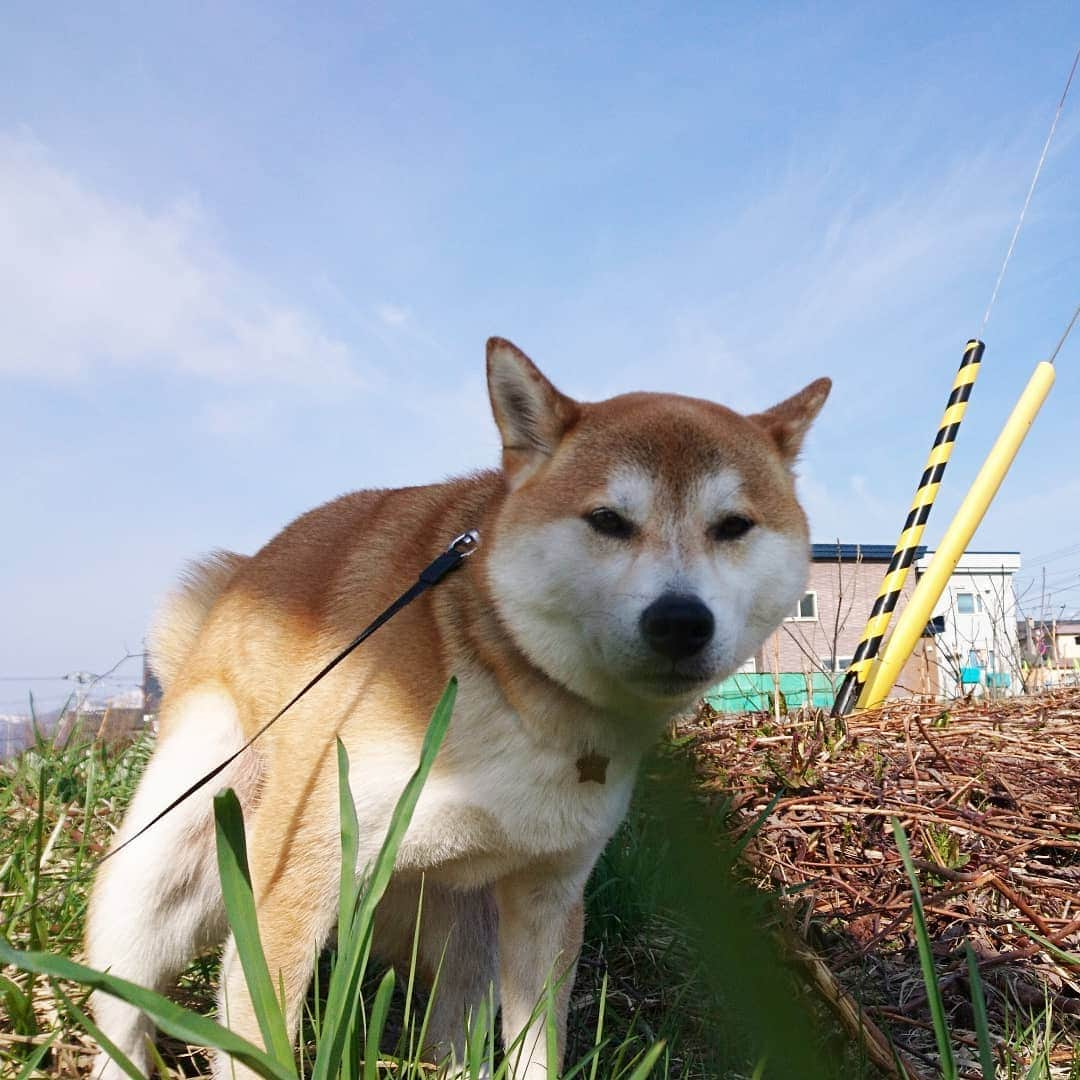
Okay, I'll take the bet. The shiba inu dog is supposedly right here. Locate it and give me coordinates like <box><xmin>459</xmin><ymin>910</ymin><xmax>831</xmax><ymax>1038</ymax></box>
<box><xmin>87</xmin><ymin>338</ymin><xmax>829</xmax><ymax>1079</ymax></box>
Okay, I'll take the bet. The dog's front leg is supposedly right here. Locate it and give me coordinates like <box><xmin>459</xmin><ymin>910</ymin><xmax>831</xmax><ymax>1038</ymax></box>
<box><xmin>495</xmin><ymin>864</ymin><xmax>586</xmax><ymax>1079</ymax></box>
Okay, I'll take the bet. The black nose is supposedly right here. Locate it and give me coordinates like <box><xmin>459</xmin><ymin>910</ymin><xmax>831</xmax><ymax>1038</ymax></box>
<box><xmin>640</xmin><ymin>593</ymin><xmax>715</xmax><ymax>660</ymax></box>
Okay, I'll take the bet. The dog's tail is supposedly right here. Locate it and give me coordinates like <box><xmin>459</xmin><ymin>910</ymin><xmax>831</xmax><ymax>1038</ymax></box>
<box><xmin>148</xmin><ymin>551</ymin><xmax>247</xmax><ymax>689</ymax></box>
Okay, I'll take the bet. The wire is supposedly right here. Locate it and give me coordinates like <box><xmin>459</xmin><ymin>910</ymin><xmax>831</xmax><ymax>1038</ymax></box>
<box><xmin>1048</xmin><ymin>302</ymin><xmax>1080</xmax><ymax>364</ymax></box>
<box><xmin>1025</xmin><ymin>540</ymin><xmax>1080</xmax><ymax>565</ymax></box>
<box><xmin>0</xmin><ymin>676</ymin><xmax>69</xmax><ymax>682</ymax></box>
<box><xmin>981</xmin><ymin>48</ymin><xmax>1079</xmax><ymax>333</ymax></box>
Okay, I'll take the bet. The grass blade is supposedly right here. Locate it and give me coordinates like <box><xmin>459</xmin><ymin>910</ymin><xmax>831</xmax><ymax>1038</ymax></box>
<box><xmin>464</xmin><ymin>994</ymin><xmax>490</xmax><ymax>1078</ymax></box>
<box><xmin>13</xmin><ymin>1032</ymin><xmax>56</xmax><ymax>1080</ymax></box>
<box><xmin>732</xmin><ymin>790</ymin><xmax>781</xmax><ymax>859</ymax></box>
<box><xmin>401</xmin><ymin>874</ymin><xmax>426</xmax><ymax>1051</ymax></box>
<box><xmin>1013</xmin><ymin>923</ymin><xmax>1080</xmax><ymax>967</ymax></box>
<box><xmin>639</xmin><ymin>748</ymin><xmax>835</xmax><ymax>1079</ymax></box>
<box><xmin>312</xmin><ymin>678</ymin><xmax>456</xmax><ymax>1080</ymax></box>
<box><xmin>0</xmin><ymin>940</ymin><xmax>295</xmax><ymax>1080</ymax></box>
<box><xmin>587</xmin><ymin>971</ymin><xmax>608</xmax><ymax>1080</ymax></box>
<box><xmin>964</xmin><ymin>943</ymin><xmax>996</xmax><ymax>1079</ymax></box>
<box><xmin>545</xmin><ymin>976</ymin><xmax>558</xmax><ymax>1076</ymax></box>
<box><xmin>214</xmin><ymin>788</ymin><xmax>297</xmax><ymax>1074</ymax></box>
<box><xmin>362</xmin><ymin>967</ymin><xmax>395</xmax><ymax>1080</ymax></box>
<box><xmin>624</xmin><ymin>1040</ymin><xmax>667</xmax><ymax>1080</ymax></box>
<box><xmin>54</xmin><ymin>982</ymin><xmax>145</xmax><ymax>1080</ymax></box>
<box><xmin>891</xmin><ymin>817</ymin><xmax>956</xmax><ymax>1079</ymax></box>
<box><xmin>1</xmin><ymin>972</ymin><xmax>37</xmax><ymax>1039</ymax></box>
<box><xmin>145</xmin><ymin>1038</ymin><xmax>175</xmax><ymax>1079</ymax></box>
<box><xmin>337</xmin><ymin>738</ymin><xmax>360</xmax><ymax>936</ymax></box>
<box><xmin>336</xmin><ymin>739</ymin><xmax>362</xmax><ymax>1080</ymax></box>
<box><xmin>28</xmin><ymin>765</ymin><xmax>47</xmax><ymax>951</ymax></box>
<box><xmin>889</xmin><ymin>1039</ymin><xmax>913</xmax><ymax>1080</ymax></box>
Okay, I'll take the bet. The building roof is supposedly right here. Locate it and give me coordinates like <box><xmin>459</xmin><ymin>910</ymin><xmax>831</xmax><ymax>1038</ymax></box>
<box><xmin>811</xmin><ymin>543</ymin><xmax>926</xmax><ymax>562</ymax></box>
<box><xmin>917</xmin><ymin>550</ymin><xmax>1022</xmax><ymax>572</ymax></box>
<box><xmin>811</xmin><ymin>544</ymin><xmax>1023</xmax><ymax>568</ymax></box>
<box><xmin>1017</xmin><ymin>619</ymin><xmax>1080</xmax><ymax>635</ymax></box>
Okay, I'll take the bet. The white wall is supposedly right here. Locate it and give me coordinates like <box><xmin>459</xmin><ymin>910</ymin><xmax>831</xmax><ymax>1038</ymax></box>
<box><xmin>916</xmin><ymin>552</ymin><xmax>1022</xmax><ymax>698</ymax></box>
<box><xmin>1054</xmin><ymin>627</ymin><xmax>1080</xmax><ymax>664</ymax></box>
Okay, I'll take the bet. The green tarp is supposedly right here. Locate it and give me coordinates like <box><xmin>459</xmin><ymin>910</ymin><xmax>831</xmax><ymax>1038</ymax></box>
<box><xmin>704</xmin><ymin>672</ymin><xmax>841</xmax><ymax>713</ymax></box>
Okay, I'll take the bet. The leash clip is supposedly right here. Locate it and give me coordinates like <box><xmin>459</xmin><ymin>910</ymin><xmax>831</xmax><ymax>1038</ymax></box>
<box><xmin>419</xmin><ymin>528</ymin><xmax>481</xmax><ymax>585</ymax></box>
<box><xmin>449</xmin><ymin>529</ymin><xmax>480</xmax><ymax>557</ymax></box>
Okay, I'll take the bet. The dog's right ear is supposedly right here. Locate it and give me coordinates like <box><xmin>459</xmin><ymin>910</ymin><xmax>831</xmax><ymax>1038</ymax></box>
<box><xmin>487</xmin><ymin>337</ymin><xmax>579</xmax><ymax>489</ymax></box>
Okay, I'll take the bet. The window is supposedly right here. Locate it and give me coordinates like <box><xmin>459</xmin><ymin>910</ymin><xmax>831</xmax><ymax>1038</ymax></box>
<box><xmin>956</xmin><ymin>592</ymin><xmax>975</xmax><ymax>614</ymax></box>
<box><xmin>823</xmin><ymin>656</ymin><xmax>852</xmax><ymax>673</ymax></box>
<box><xmin>789</xmin><ymin>591</ymin><xmax>817</xmax><ymax>621</ymax></box>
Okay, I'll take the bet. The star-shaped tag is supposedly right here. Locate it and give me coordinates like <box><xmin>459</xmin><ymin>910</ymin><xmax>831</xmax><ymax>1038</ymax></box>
<box><xmin>576</xmin><ymin>750</ymin><xmax>609</xmax><ymax>785</ymax></box>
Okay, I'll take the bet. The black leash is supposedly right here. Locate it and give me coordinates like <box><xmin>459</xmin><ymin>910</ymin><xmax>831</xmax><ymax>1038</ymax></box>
<box><xmin>98</xmin><ymin>529</ymin><xmax>480</xmax><ymax>868</ymax></box>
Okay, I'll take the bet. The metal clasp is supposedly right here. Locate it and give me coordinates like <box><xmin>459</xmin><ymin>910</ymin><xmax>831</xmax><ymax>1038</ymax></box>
<box><xmin>449</xmin><ymin>529</ymin><xmax>480</xmax><ymax>557</ymax></box>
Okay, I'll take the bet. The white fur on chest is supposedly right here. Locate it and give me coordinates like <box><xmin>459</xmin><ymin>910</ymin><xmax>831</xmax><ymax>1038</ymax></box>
<box><xmin>347</xmin><ymin>672</ymin><xmax>638</xmax><ymax>887</ymax></box>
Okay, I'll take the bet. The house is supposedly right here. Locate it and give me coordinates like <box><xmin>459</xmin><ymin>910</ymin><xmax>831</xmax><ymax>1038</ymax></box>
<box><xmin>705</xmin><ymin>543</ymin><xmax>1025</xmax><ymax>712</ymax></box>
<box><xmin>1016</xmin><ymin>616</ymin><xmax>1080</xmax><ymax>687</ymax></box>
<box><xmin>1054</xmin><ymin>620</ymin><xmax>1080</xmax><ymax>664</ymax></box>
<box><xmin>707</xmin><ymin>543</ymin><xmax>934</xmax><ymax>711</ymax></box>
<box><xmin>915</xmin><ymin>550</ymin><xmax>1023</xmax><ymax>697</ymax></box>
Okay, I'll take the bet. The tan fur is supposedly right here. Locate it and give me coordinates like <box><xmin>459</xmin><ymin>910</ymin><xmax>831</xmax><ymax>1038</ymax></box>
<box><xmin>147</xmin><ymin>551</ymin><xmax>247</xmax><ymax>688</ymax></box>
<box><xmin>88</xmin><ymin>338</ymin><xmax>829</xmax><ymax>1080</ymax></box>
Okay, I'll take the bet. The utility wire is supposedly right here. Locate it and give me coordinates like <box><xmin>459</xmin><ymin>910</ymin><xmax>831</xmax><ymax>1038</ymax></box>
<box><xmin>0</xmin><ymin>676</ymin><xmax>71</xmax><ymax>682</ymax></box>
<box><xmin>981</xmin><ymin>48</ymin><xmax>1079</xmax><ymax>333</ymax></box>
<box><xmin>1048</xmin><ymin>302</ymin><xmax>1080</xmax><ymax>364</ymax></box>
<box><xmin>1026</xmin><ymin>540</ymin><xmax>1080</xmax><ymax>564</ymax></box>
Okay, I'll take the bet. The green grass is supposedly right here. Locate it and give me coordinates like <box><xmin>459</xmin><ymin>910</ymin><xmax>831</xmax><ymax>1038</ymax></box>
<box><xmin>4</xmin><ymin>699</ymin><xmax>1069</xmax><ymax>1078</ymax></box>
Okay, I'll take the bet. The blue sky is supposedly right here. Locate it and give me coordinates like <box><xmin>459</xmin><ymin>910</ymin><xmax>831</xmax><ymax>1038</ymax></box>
<box><xmin>2</xmin><ymin>4</ymin><xmax>1078</xmax><ymax>712</ymax></box>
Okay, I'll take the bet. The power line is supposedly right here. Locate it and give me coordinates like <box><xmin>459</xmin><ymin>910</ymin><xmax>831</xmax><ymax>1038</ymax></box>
<box><xmin>0</xmin><ymin>675</ymin><xmax>70</xmax><ymax>682</ymax></box>
<box><xmin>1025</xmin><ymin>540</ymin><xmax>1080</xmax><ymax>565</ymax></box>
<box><xmin>1032</xmin><ymin>561</ymin><xmax>1080</xmax><ymax>583</ymax></box>
<box><xmin>1048</xmin><ymin>302</ymin><xmax>1080</xmax><ymax>365</ymax></box>
<box><xmin>981</xmin><ymin>48</ymin><xmax>1079</xmax><ymax>332</ymax></box>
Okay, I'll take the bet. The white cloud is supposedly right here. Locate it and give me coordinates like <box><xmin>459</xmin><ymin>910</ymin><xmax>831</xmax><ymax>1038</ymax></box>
<box><xmin>0</xmin><ymin>131</ymin><xmax>357</xmax><ymax>386</ymax></box>
<box><xmin>375</xmin><ymin>302</ymin><xmax>410</xmax><ymax>327</ymax></box>
<box><xmin>684</xmin><ymin>149</ymin><xmax>1016</xmax><ymax>381</ymax></box>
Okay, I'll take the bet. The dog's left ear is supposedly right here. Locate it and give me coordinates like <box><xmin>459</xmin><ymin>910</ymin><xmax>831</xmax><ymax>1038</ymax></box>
<box><xmin>749</xmin><ymin>377</ymin><xmax>832</xmax><ymax>463</ymax></box>
<box><xmin>487</xmin><ymin>337</ymin><xmax>580</xmax><ymax>488</ymax></box>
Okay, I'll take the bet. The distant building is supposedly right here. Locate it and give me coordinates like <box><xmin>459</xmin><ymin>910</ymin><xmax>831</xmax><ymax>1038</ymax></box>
<box><xmin>0</xmin><ymin>709</ymin><xmax>61</xmax><ymax>762</ymax></box>
<box><xmin>760</xmin><ymin>542</ymin><xmax>930</xmax><ymax>686</ymax></box>
<box><xmin>707</xmin><ymin>543</ymin><xmax>1024</xmax><ymax>713</ymax></box>
<box><xmin>709</xmin><ymin>543</ymin><xmax>934</xmax><ymax>711</ymax></box>
<box><xmin>1016</xmin><ymin>616</ymin><xmax>1080</xmax><ymax>687</ymax></box>
<box><xmin>916</xmin><ymin>550</ymin><xmax>1022</xmax><ymax>698</ymax></box>
<box><xmin>1055</xmin><ymin>620</ymin><xmax>1080</xmax><ymax>664</ymax></box>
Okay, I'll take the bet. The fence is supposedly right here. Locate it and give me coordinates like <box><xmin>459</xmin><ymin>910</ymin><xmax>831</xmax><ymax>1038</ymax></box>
<box><xmin>704</xmin><ymin>672</ymin><xmax>841</xmax><ymax>713</ymax></box>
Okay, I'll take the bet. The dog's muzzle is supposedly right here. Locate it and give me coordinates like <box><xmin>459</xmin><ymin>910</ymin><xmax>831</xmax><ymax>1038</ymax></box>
<box><xmin>639</xmin><ymin>593</ymin><xmax>715</xmax><ymax>661</ymax></box>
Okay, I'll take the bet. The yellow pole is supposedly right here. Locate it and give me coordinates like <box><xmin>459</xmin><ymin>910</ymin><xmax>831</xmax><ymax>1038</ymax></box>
<box><xmin>857</xmin><ymin>361</ymin><xmax>1056</xmax><ymax>710</ymax></box>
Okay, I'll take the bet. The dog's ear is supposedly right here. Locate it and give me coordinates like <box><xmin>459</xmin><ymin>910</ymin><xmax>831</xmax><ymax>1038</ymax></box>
<box><xmin>749</xmin><ymin>377</ymin><xmax>831</xmax><ymax>463</ymax></box>
<box><xmin>487</xmin><ymin>338</ymin><xmax>579</xmax><ymax>488</ymax></box>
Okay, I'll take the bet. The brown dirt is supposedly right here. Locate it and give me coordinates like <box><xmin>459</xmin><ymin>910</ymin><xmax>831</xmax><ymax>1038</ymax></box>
<box><xmin>680</xmin><ymin>688</ymin><xmax>1080</xmax><ymax>1078</ymax></box>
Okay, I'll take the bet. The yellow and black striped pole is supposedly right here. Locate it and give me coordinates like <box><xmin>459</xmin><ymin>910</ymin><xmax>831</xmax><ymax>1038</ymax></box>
<box><xmin>831</xmin><ymin>339</ymin><xmax>985</xmax><ymax>716</ymax></box>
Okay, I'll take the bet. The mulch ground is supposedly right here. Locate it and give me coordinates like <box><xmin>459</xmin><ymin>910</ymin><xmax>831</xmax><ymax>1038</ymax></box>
<box><xmin>681</xmin><ymin>688</ymin><xmax>1080</xmax><ymax>1078</ymax></box>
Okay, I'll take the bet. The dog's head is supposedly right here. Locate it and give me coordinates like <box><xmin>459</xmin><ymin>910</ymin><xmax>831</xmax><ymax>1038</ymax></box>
<box><xmin>485</xmin><ymin>337</ymin><xmax>830</xmax><ymax>719</ymax></box>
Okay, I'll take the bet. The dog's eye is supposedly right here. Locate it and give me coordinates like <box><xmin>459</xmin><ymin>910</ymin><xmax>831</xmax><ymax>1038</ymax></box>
<box><xmin>586</xmin><ymin>508</ymin><xmax>635</xmax><ymax>539</ymax></box>
<box><xmin>710</xmin><ymin>514</ymin><xmax>755</xmax><ymax>541</ymax></box>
